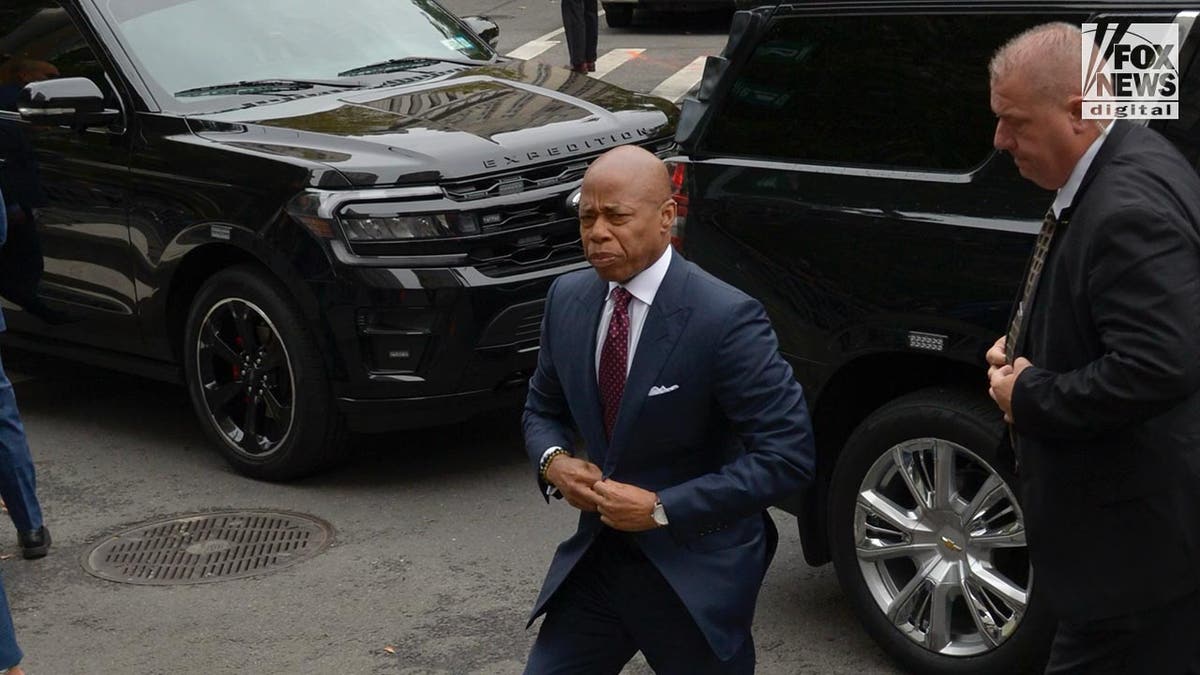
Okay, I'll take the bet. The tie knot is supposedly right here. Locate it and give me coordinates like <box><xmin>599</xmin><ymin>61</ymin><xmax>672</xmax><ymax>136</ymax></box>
<box><xmin>611</xmin><ymin>286</ymin><xmax>632</xmax><ymax>311</ymax></box>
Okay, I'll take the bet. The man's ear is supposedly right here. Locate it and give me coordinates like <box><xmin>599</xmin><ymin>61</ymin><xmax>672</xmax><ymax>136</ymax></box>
<box><xmin>1067</xmin><ymin>94</ymin><xmax>1090</xmax><ymax>133</ymax></box>
<box><xmin>660</xmin><ymin>198</ymin><xmax>677</xmax><ymax>233</ymax></box>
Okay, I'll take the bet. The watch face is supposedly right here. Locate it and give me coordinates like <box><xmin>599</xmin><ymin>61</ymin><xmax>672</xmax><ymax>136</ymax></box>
<box><xmin>652</xmin><ymin>503</ymin><xmax>668</xmax><ymax>526</ymax></box>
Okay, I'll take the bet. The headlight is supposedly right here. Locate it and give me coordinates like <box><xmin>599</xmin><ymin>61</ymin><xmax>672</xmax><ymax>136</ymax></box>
<box><xmin>341</xmin><ymin>214</ymin><xmax>453</xmax><ymax>241</ymax></box>
<box><xmin>286</xmin><ymin>188</ymin><xmax>480</xmax><ymax>243</ymax></box>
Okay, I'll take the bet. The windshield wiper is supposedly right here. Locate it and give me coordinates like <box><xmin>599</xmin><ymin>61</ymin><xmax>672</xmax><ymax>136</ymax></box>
<box><xmin>175</xmin><ymin>78</ymin><xmax>359</xmax><ymax>98</ymax></box>
<box><xmin>337</xmin><ymin>56</ymin><xmax>491</xmax><ymax>77</ymax></box>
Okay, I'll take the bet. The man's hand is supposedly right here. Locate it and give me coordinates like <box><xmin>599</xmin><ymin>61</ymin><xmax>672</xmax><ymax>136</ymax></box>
<box><xmin>545</xmin><ymin>455</ymin><xmax>602</xmax><ymax>512</ymax></box>
<box><xmin>989</xmin><ymin>356</ymin><xmax>1032</xmax><ymax>423</ymax></box>
<box><xmin>986</xmin><ymin>335</ymin><xmax>1008</xmax><ymax>379</ymax></box>
<box><xmin>593</xmin><ymin>479</ymin><xmax>659</xmax><ymax>532</ymax></box>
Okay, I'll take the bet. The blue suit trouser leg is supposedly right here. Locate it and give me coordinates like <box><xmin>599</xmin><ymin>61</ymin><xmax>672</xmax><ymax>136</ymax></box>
<box><xmin>0</xmin><ymin>350</ymin><xmax>42</xmax><ymax>534</ymax></box>
<box><xmin>525</xmin><ymin>531</ymin><xmax>754</xmax><ymax>675</ymax></box>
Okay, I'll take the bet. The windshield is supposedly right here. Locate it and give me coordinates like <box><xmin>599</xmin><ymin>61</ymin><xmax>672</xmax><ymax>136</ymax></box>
<box><xmin>98</xmin><ymin>0</ymin><xmax>491</xmax><ymax>102</ymax></box>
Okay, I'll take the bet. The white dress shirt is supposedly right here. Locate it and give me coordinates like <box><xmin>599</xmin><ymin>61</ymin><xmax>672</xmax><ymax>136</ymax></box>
<box><xmin>594</xmin><ymin>245</ymin><xmax>673</xmax><ymax>377</ymax></box>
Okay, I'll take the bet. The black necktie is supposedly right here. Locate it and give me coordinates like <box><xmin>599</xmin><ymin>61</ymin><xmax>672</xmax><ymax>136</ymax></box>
<box><xmin>1006</xmin><ymin>208</ymin><xmax>1061</xmax><ymax>363</ymax></box>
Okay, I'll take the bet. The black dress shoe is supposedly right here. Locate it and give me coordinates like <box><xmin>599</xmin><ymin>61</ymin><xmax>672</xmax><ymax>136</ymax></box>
<box><xmin>18</xmin><ymin>526</ymin><xmax>49</xmax><ymax>559</ymax></box>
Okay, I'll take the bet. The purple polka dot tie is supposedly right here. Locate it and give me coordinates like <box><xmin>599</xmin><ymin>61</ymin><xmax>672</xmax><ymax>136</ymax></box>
<box><xmin>599</xmin><ymin>287</ymin><xmax>632</xmax><ymax>440</ymax></box>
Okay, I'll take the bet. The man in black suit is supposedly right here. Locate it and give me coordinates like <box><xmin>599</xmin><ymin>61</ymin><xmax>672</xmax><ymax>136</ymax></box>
<box><xmin>986</xmin><ymin>23</ymin><xmax>1200</xmax><ymax>674</ymax></box>
<box><xmin>560</xmin><ymin>0</ymin><xmax>598</xmax><ymax>73</ymax></box>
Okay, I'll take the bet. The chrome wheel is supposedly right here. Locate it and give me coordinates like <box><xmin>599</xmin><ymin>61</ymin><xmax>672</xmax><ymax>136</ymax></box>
<box><xmin>195</xmin><ymin>298</ymin><xmax>295</xmax><ymax>460</ymax></box>
<box><xmin>854</xmin><ymin>438</ymin><xmax>1029</xmax><ymax>656</ymax></box>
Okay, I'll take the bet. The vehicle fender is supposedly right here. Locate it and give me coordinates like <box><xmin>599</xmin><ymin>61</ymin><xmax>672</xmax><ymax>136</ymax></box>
<box><xmin>147</xmin><ymin>220</ymin><xmax>331</xmax><ymax>363</ymax></box>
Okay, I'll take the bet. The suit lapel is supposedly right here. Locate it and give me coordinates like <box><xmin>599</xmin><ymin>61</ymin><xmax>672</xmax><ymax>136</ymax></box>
<box><xmin>603</xmin><ymin>255</ymin><xmax>692</xmax><ymax>475</ymax></box>
<box><xmin>571</xmin><ymin>274</ymin><xmax>609</xmax><ymax>457</ymax></box>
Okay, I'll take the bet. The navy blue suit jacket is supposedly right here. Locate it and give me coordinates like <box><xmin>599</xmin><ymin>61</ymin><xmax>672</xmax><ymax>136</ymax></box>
<box><xmin>523</xmin><ymin>252</ymin><xmax>815</xmax><ymax>660</ymax></box>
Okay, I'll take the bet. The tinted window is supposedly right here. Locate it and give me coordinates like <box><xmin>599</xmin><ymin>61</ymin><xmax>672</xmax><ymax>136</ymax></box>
<box><xmin>702</xmin><ymin>14</ymin><xmax>1081</xmax><ymax>171</ymax></box>
<box><xmin>0</xmin><ymin>2</ymin><xmax>114</xmax><ymax>112</ymax></box>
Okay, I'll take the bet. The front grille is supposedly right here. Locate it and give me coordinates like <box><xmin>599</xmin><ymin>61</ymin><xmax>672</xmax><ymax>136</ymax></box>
<box><xmin>469</xmin><ymin>226</ymin><xmax>583</xmax><ymax>276</ymax></box>
<box><xmin>477</xmin><ymin>195</ymin><xmax>563</xmax><ymax>233</ymax></box>
<box><xmin>444</xmin><ymin>160</ymin><xmax>589</xmax><ymax>201</ymax></box>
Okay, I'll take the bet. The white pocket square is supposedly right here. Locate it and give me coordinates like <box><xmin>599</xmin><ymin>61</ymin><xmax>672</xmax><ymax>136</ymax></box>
<box><xmin>648</xmin><ymin>384</ymin><xmax>679</xmax><ymax>397</ymax></box>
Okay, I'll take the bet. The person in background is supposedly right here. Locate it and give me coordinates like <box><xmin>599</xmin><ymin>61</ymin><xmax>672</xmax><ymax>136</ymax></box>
<box><xmin>0</xmin><ymin>188</ymin><xmax>50</xmax><ymax>562</ymax></box>
<box><xmin>0</xmin><ymin>573</ymin><xmax>23</xmax><ymax>675</ymax></box>
<box><xmin>0</xmin><ymin>189</ymin><xmax>32</xmax><ymax>675</ymax></box>
<box><xmin>0</xmin><ymin>116</ymin><xmax>59</xmax><ymax>326</ymax></box>
<box><xmin>560</xmin><ymin>0</ymin><xmax>597</xmax><ymax>73</ymax></box>
<box><xmin>0</xmin><ymin>58</ymin><xmax>59</xmax><ymax>111</ymax></box>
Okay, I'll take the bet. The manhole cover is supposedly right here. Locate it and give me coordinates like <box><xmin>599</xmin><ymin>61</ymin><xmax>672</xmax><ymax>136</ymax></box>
<box><xmin>83</xmin><ymin>510</ymin><xmax>333</xmax><ymax>585</ymax></box>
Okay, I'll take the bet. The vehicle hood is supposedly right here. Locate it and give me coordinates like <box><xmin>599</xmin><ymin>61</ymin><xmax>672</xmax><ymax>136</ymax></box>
<box><xmin>184</xmin><ymin>61</ymin><xmax>677</xmax><ymax>187</ymax></box>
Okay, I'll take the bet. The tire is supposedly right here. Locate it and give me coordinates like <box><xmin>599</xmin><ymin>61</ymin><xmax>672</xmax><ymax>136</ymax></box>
<box><xmin>183</xmin><ymin>265</ymin><xmax>345</xmax><ymax>481</ymax></box>
<box><xmin>828</xmin><ymin>387</ymin><xmax>1054</xmax><ymax>675</ymax></box>
<box><xmin>603</xmin><ymin>3</ymin><xmax>634</xmax><ymax>28</ymax></box>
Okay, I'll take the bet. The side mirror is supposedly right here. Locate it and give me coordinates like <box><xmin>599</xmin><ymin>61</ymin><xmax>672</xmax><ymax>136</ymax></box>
<box><xmin>461</xmin><ymin>16</ymin><xmax>500</xmax><ymax>50</ymax></box>
<box><xmin>17</xmin><ymin>77</ymin><xmax>120</xmax><ymax>129</ymax></box>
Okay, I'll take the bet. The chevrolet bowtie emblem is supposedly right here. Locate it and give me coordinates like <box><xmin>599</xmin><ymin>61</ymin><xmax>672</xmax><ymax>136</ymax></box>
<box><xmin>941</xmin><ymin>536</ymin><xmax>963</xmax><ymax>552</ymax></box>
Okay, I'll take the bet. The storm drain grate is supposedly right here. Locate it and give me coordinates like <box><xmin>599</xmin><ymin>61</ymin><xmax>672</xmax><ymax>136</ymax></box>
<box><xmin>83</xmin><ymin>510</ymin><xmax>333</xmax><ymax>585</ymax></box>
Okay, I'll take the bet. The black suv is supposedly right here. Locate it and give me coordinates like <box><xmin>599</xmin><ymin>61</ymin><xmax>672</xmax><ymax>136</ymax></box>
<box><xmin>673</xmin><ymin>3</ymin><xmax>1200</xmax><ymax>673</ymax></box>
<box><xmin>0</xmin><ymin>0</ymin><xmax>676</xmax><ymax>480</ymax></box>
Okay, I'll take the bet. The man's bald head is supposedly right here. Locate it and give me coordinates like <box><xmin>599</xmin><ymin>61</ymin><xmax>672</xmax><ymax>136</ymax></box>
<box><xmin>583</xmin><ymin>145</ymin><xmax>672</xmax><ymax>209</ymax></box>
<box><xmin>578</xmin><ymin>145</ymin><xmax>677</xmax><ymax>283</ymax></box>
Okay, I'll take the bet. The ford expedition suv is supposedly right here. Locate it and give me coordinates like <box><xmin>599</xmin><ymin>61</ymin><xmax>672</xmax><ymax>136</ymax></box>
<box><xmin>0</xmin><ymin>0</ymin><xmax>677</xmax><ymax>480</ymax></box>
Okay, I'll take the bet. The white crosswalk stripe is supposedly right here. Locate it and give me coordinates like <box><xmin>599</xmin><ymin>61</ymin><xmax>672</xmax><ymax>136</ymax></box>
<box><xmin>649</xmin><ymin>55</ymin><xmax>707</xmax><ymax>102</ymax></box>
<box><xmin>504</xmin><ymin>31</ymin><xmax>713</xmax><ymax>103</ymax></box>
<box><xmin>591</xmin><ymin>48</ymin><xmax>645</xmax><ymax>79</ymax></box>
<box><xmin>506</xmin><ymin>41</ymin><xmax>559</xmax><ymax>60</ymax></box>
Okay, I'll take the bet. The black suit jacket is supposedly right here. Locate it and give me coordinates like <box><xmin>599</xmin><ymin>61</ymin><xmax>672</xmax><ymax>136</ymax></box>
<box><xmin>1011</xmin><ymin>121</ymin><xmax>1200</xmax><ymax>621</ymax></box>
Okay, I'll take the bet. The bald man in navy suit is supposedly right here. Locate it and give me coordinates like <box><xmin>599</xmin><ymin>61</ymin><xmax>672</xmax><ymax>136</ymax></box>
<box><xmin>522</xmin><ymin>145</ymin><xmax>815</xmax><ymax>673</ymax></box>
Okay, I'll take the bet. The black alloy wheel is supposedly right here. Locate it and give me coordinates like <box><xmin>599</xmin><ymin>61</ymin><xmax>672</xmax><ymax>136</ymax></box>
<box><xmin>195</xmin><ymin>297</ymin><xmax>294</xmax><ymax>459</ymax></box>
<box><xmin>184</xmin><ymin>265</ymin><xmax>345</xmax><ymax>481</ymax></box>
<box><xmin>828</xmin><ymin>387</ymin><xmax>1054</xmax><ymax>675</ymax></box>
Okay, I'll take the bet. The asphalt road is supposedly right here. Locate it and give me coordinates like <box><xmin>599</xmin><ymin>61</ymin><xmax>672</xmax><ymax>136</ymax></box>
<box><xmin>0</xmin><ymin>348</ymin><xmax>902</xmax><ymax>667</ymax></box>
<box><xmin>0</xmin><ymin>6</ymin><xmax>903</xmax><ymax>675</ymax></box>
<box><xmin>0</xmin><ymin>360</ymin><xmax>903</xmax><ymax>675</ymax></box>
